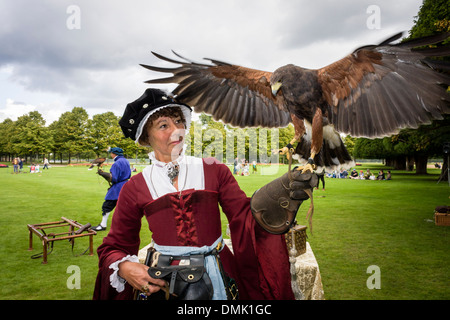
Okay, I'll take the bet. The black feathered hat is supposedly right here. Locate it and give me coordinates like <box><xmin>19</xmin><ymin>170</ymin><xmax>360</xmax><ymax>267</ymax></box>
<box><xmin>119</xmin><ymin>88</ymin><xmax>192</xmax><ymax>146</ymax></box>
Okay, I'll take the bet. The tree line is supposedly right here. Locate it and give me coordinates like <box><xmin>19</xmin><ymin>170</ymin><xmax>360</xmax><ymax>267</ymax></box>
<box><xmin>0</xmin><ymin>108</ymin><xmax>130</xmax><ymax>164</ymax></box>
<box><xmin>1</xmin><ymin>106</ymin><xmax>448</xmax><ymax>175</ymax></box>
<box><xmin>350</xmin><ymin>116</ymin><xmax>449</xmax><ymax>177</ymax></box>
<box><xmin>0</xmin><ymin>108</ymin><xmax>296</xmax><ymax>165</ymax></box>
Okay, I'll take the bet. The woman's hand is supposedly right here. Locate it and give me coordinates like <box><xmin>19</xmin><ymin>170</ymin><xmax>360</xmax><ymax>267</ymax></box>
<box><xmin>118</xmin><ymin>260</ymin><xmax>166</xmax><ymax>295</ymax></box>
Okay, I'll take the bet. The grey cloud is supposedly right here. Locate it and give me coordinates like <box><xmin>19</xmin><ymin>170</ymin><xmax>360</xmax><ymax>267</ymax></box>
<box><xmin>276</xmin><ymin>0</ymin><xmax>419</xmax><ymax>49</ymax></box>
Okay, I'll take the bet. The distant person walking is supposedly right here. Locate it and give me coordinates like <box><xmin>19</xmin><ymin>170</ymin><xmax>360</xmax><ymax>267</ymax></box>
<box><xmin>43</xmin><ymin>158</ymin><xmax>49</xmax><ymax>170</ymax></box>
<box><xmin>12</xmin><ymin>158</ymin><xmax>19</xmax><ymax>174</ymax></box>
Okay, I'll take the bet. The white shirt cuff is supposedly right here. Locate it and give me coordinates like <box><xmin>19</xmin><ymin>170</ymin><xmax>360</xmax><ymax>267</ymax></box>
<box><xmin>109</xmin><ymin>254</ymin><xmax>140</xmax><ymax>292</ymax></box>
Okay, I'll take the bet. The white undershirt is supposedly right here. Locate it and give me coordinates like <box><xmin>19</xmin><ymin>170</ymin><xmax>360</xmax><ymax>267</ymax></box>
<box><xmin>142</xmin><ymin>149</ymin><xmax>205</xmax><ymax>199</ymax></box>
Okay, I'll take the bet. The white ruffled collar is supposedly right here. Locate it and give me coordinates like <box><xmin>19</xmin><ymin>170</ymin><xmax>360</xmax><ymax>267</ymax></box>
<box><xmin>141</xmin><ymin>153</ymin><xmax>205</xmax><ymax>200</ymax></box>
<box><xmin>148</xmin><ymin>146</ymin><xmax>186</xmax><ymax>175</ymax></box>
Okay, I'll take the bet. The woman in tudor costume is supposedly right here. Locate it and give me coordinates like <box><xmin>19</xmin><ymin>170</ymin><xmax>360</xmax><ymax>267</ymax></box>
<box><xmin>93</xmin><ymin>88</ymin><xmax>315</xmax><ymax>300</ymax></box>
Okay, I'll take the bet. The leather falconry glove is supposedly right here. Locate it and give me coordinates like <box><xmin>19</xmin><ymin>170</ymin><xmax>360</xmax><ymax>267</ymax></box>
<box><xmin>251</xmin><ymin>169</ymin><xmax>318</xmax><ymax>234</ymax></box>
<box><xmin>97</xmin><ymin>169</ymin><xmax>112</xmax><ymax>183</ymax></box>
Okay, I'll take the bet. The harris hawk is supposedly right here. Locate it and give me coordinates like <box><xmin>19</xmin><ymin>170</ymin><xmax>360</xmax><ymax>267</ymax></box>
<box><xmin>141</xmin><ymin>32</ymin><xmax>450</xmax><ymax>172</ymax></box>
<box><xmin>88</xmin><ymin>157</ymin><xmax>106</xmax><ymax>170</ymax></box>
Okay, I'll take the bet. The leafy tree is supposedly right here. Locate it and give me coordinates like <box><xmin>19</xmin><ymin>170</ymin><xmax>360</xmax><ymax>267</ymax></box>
<box><xmin>87</xmin><ymin>112</ymin><xmax>124</xmax><ymax>157</ymax></box>
<box><xmin>353</xmin><ymin>138</ymin><xmax>386</xmax><ymax>160</ymax></box>
<box><xmin>407</xmin><ymin>0</ymin><xmax>450</xmax><ymax>178</ymax></box>
<box><xmin>343</xmin><ymin>136</ymin><xmax>355</xmax><ymax>156</ymax></box>
<box><xmin>8</xmin><ymin>111</ymin><xmax>53</xmax><ymax>162</ymax></box>
<box><xmin>408</xmin><ymin>0</ymin><xmax>450</xmax><ymax>39</ymax></box>
<box><xmin>0</xmin><ymin>118</ymin><xmax>15</xmax><ymax>160</ymax></box>
<box><xmin>199</xmin><ymin>114</ymin><xmax>227</xmax><ymax>162</ymax></box>
<box><xmin>51</xmin><ymin>107</ymin><xmax>89</xmax><ymax>164</ymax></box>
<box><xmin>183</xmin><ymin>113</ymin><xmax>290</xmax><ymax>164</ymax></box>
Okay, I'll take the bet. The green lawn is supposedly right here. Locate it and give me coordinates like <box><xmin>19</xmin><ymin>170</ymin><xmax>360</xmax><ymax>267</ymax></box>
<box><xmin>0</xmin><ymin>163</ymin><xmax>448</xmax><ymax>300</ymax></box>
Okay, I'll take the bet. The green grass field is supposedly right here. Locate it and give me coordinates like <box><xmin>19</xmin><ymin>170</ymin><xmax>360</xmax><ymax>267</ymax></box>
<box><xmin>0</xmin><ymin>163</ymin><xmax>448</xmax><ymax>300</ymax></box>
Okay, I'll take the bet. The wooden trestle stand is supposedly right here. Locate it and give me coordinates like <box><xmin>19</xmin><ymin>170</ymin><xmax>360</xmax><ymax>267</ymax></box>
<box><xmin>27</xmin><ymin>217</ymin><xmax>97</xmax><ymax>264</ymax></box>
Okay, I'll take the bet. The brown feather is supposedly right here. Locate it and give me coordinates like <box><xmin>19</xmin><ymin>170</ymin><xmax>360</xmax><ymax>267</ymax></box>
<box><xmin>210</xmin><ymin>65</ymin><xmax>274</xmax><ymax>100</ymax></box>
<box><xmin>291</xmin><ymin>114</ymin><xmax>305</xmax><ymax>139</ymax></box>
<box><xmin>311</xmin><ymin>109</ymin><xmax>323</xmax><ymax>155</ymax></box>
<box><xmin>318</xmin><ymin>49</ymin><xmax>382</xmax><ymax>107</ymax></box>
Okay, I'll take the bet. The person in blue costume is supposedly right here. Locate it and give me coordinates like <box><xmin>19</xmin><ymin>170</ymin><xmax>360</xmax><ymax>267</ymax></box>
<box><xmin>91</xmin><ymin>147</ymin><xmax>131</xmax><ymax>231</ymax></box>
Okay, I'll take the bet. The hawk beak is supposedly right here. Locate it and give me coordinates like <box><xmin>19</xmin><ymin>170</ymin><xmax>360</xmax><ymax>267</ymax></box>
<box><xmin>271</xmin><ymin>82</ymin><xmax>282</xmax><ymax>96</ymax></box>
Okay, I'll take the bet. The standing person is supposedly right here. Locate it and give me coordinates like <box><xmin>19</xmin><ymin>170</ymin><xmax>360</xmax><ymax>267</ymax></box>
<box><xmin>316</xmin><ymin>169</ymin><xmax>325</xmax><ymax>190</ymax></box>
<box><xmin>252</xmin><ymin>160</ymin><xmax>257</xmax><ymax>174</ymax></box>
<box><xmin>93</xmin><ymin>88</ymin><xmax>316</xmax><ymax>300</ymax></box>
<box><xmin>18</xmin><ymin>158</ymin><xmax>24</xmax><ymax>173</ymax></box>
<box><xmin>233</xmin><ymin>157</ymin><xmax>239</xmax><ymax>174</ymax></box>
<box><xmin>91</xmin><ymin>147</ymin><xmax>131</xmax><ymax>231</ymax></box>
<box><xmin>43</xmin><ymin>158</ymin><xmax>49</xmax><ymax>170</ymax></box>
<box><xmin>12</xmin><ymin>158</ymin><xmax>18</xmax><ymax>174</ymax></box>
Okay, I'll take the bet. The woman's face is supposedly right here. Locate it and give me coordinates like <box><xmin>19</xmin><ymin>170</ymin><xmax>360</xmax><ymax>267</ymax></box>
<box><xmin>146</xmin><ymin>115</ymin><xmax>186</xmax><ymax>163</ymax></box>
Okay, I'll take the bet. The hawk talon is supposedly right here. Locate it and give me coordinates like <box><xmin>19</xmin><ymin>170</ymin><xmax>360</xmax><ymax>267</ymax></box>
<box><xmin>272</xmin><ymin>147</ymin><xmax>295</xmax><ymax>159</ymax></box>
<box><xmin>275</xmin><ymin>147</ymin><xmax>289</xmax><ymax>155</ymax></box>
<box><xmin>294</xmin><ymin>163</ymin><xmax>316</xmax><ymax>173</ymax></box>
<box><xmin>302</xmin><ymin>163</ymin><xmax>316</xmax><ymax>173</ymax></box>
<box><xmin>293</xmin><ymin>156</ymin><xmax>316</xmax><ymax>173</ymax></box>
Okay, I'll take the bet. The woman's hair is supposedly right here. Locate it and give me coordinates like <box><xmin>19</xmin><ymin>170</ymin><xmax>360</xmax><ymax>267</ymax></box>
<box><xmin>138</xmin><ymin>106</ymin><xmax>186</xmax><ymax>146</ymax></box>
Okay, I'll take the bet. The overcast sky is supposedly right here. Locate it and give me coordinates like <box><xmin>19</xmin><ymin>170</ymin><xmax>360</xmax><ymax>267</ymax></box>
<box><xmin>0</xmin><ymin>0</ymin><xmax>423</xmax><ymax>124</ymax></box>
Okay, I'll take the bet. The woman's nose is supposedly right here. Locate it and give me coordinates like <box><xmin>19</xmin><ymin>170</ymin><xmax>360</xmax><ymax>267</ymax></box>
<box><xmin>169</xmin><ymin>120</ymin><xmax>184</xmax><ymax>138</ymax></box>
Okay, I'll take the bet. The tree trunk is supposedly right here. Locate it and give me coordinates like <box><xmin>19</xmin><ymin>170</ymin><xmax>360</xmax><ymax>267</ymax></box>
<box><xmin>393</xmin><ymin>156</ymin><xmax>406</xmax><ymax>170</ymax></box>
<box><xmin>406</xmin><ymin>156</ymin><xmax>415</xmax><ymax>171</ymax></box>
<box><xmin>439</xmin><ymin>155</ymin><xmax>449</xmax><ymax>182</ymax></box>
<box><xmin>385</xmin><ymin>157</ymin><xmax>393</xmax><ymax>167</ymax></box>
<box><xmin>414</xmin><ymin>155</ymin><xmax>428</xmax><ymax>175</ymax></box>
